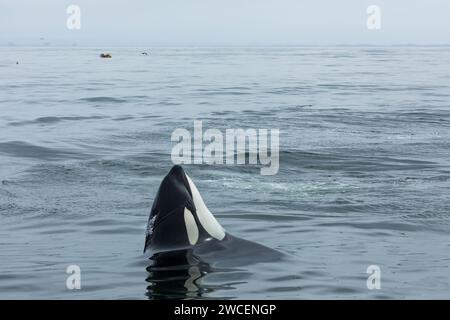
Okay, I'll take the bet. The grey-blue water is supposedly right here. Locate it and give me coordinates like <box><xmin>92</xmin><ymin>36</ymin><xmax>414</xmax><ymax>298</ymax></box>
<box><xmin>1</xmin><ymin>47</ymin><xmax>450</xmax><ymax>299</ymax></box>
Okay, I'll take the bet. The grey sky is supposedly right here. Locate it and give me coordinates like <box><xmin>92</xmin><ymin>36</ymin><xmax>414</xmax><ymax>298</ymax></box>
<box><xmin>1</xmin><ymin>0</ymin><xmax>449</xmax><ymax>46</ymax></box>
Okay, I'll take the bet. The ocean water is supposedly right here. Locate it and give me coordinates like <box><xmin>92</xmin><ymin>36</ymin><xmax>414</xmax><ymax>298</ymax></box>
<box><xmin>1</xmin><ymin>46</ymin><xmax>450</xmax><ymax>299</ymax></box>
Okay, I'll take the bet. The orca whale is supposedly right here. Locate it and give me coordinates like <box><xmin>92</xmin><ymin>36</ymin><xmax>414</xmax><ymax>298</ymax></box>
<box><xmin>144</xmin><ymin>165</ymin><xmax>283</xmax><ymax>298</ymax></box>
<box><xmin>144</xmin><ymin>165</ymin><xmax>282</xmax><ymax>263</ymax></box>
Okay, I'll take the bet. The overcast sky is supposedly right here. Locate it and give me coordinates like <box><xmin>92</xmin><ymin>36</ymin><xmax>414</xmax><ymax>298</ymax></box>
<box><xmin>1</xmin><ymin>0</ymin><xmax>449</xmax><ymax>46</ymax></box>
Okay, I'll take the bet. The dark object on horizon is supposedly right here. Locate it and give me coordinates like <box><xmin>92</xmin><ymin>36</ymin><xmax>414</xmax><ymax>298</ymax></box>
<box><xmin>16</xmin><ymin>61</ymin><xmax>19</xmax><ymax>65</ymax></box>
<box><xmin>142</xmin><ymin>52</ymin><xmax>149</xmax><ymax>55</ymax></box>
<box><xmin>99</xmin><ymin>53</ymin><xmax>112</xmax><ymax>58</ymax></box>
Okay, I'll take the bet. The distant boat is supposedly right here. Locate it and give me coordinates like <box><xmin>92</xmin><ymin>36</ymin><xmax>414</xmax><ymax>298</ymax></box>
<box><xmin>100</xmin><ymin>53</ymin><xmax>112</xmax><ymax>58</ymax></box>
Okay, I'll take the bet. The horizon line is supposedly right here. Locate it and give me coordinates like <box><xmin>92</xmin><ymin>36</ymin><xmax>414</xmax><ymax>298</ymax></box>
<box><xmin>2</xmin><ymin>43</ymin><xmax>450</xmax><ymax>48</ymax></box>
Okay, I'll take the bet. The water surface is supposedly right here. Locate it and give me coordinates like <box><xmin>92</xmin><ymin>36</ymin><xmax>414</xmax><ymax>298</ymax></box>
<box><xmin>1</xmin><ymin>47</ymin><xmax>450</xmax><ymax>299</ymax></box>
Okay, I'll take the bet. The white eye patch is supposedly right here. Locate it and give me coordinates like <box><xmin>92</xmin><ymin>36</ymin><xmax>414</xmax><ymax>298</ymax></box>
<box><xmin>184</xmin><ymin>207</ymin><xmax>199</xmax><ymax>245</ymax></box>
<box><xmin>185</xmin><ymin>174</ymin><xmax>226</xmax><ymax>241</ymax></box>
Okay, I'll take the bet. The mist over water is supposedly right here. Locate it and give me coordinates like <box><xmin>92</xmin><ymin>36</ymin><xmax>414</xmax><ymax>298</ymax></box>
<box><xmin>0</xmin><ymin>47</ymin><xmax>450</xmax><ymax>299</ymax></box>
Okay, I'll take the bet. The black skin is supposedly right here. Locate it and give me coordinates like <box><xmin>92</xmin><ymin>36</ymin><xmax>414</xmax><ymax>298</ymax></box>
<box><xmin>144</xmin><ymin>165</ymin><xmax>211</xmax><ymax>253</ymax></box>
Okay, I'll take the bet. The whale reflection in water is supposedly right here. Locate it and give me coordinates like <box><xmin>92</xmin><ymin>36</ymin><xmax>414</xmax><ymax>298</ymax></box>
<box><xmin>145</xmin><ymin>249</ymin><xmax>212</xmax><ymax>299</ymax></box>
<box><xmin>145</xmin><ymin>235</ymin><xmax>283</xmax><ymax>299</ymax></box>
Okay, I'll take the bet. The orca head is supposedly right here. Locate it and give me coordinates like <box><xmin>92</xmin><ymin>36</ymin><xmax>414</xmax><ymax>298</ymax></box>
<box><xmin>144</xmin><ymin>165</ymin><xmax>225</xmax><ymax>254</ymax></box>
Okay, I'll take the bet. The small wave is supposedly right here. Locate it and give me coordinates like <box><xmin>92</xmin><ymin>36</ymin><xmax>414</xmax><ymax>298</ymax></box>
<box><xmin>267</xmin><ymin>86</ymin><xmax>313</xmax><ymax>95</ymax></box>
<box><xmin>113</xmin><ymin>116</ymin><xmax>135</xmax><ymax>121</ymax></box>
<box><xmin>223</xmin><ymin>213</ymin><xmax>311</xmax><ymax>222</ymax></box>
<box><xmin>280</xmin><ymin>150</ymin><xmax>438</xmax><ymax>172</ymax></box>
<box><xmin>220</xmin><ymin>86</ymin><xmax>253</xmax><ymax>92</ymax></box>
<box><xmin>123</xmin><ymin>95</ymin><xmax>149</xmax><ymax>99</ymax></box>
<box><xmin>158</xmin><ymin>100</ymin><xmax>181</xmax><ymax>106</ymax></box>
<box><xmin>210</xmin><ymin>110</ymin><xmax>235</xmax><ymax>116</ymax></box>
<box><xmin>9</xmin><ymin>116</ymin><xmax>107</xmax><ymax>126</ymax></box>
<box><xmin>317</xmin><ymin>221</ymin><xmax>426</xmax><ymax>232</ymax></box>
<box><xmin>0</xmin><ymin>141</ymin><xmax>86</xmax><ymax>161</ymax></box>
<box><xmin>87</xmin><ymin>226</ymin><xmax>143</xmax><ymax>235</ymax></box>
<box><xmin>196</xmin><ymin>88</ymin><xmax>251</xmax><ymax>96</ymax></box>
<box><xmin>79</xmin><ymin>96</ymin><xmax>127</xmax><ymax>103</ymax></box>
